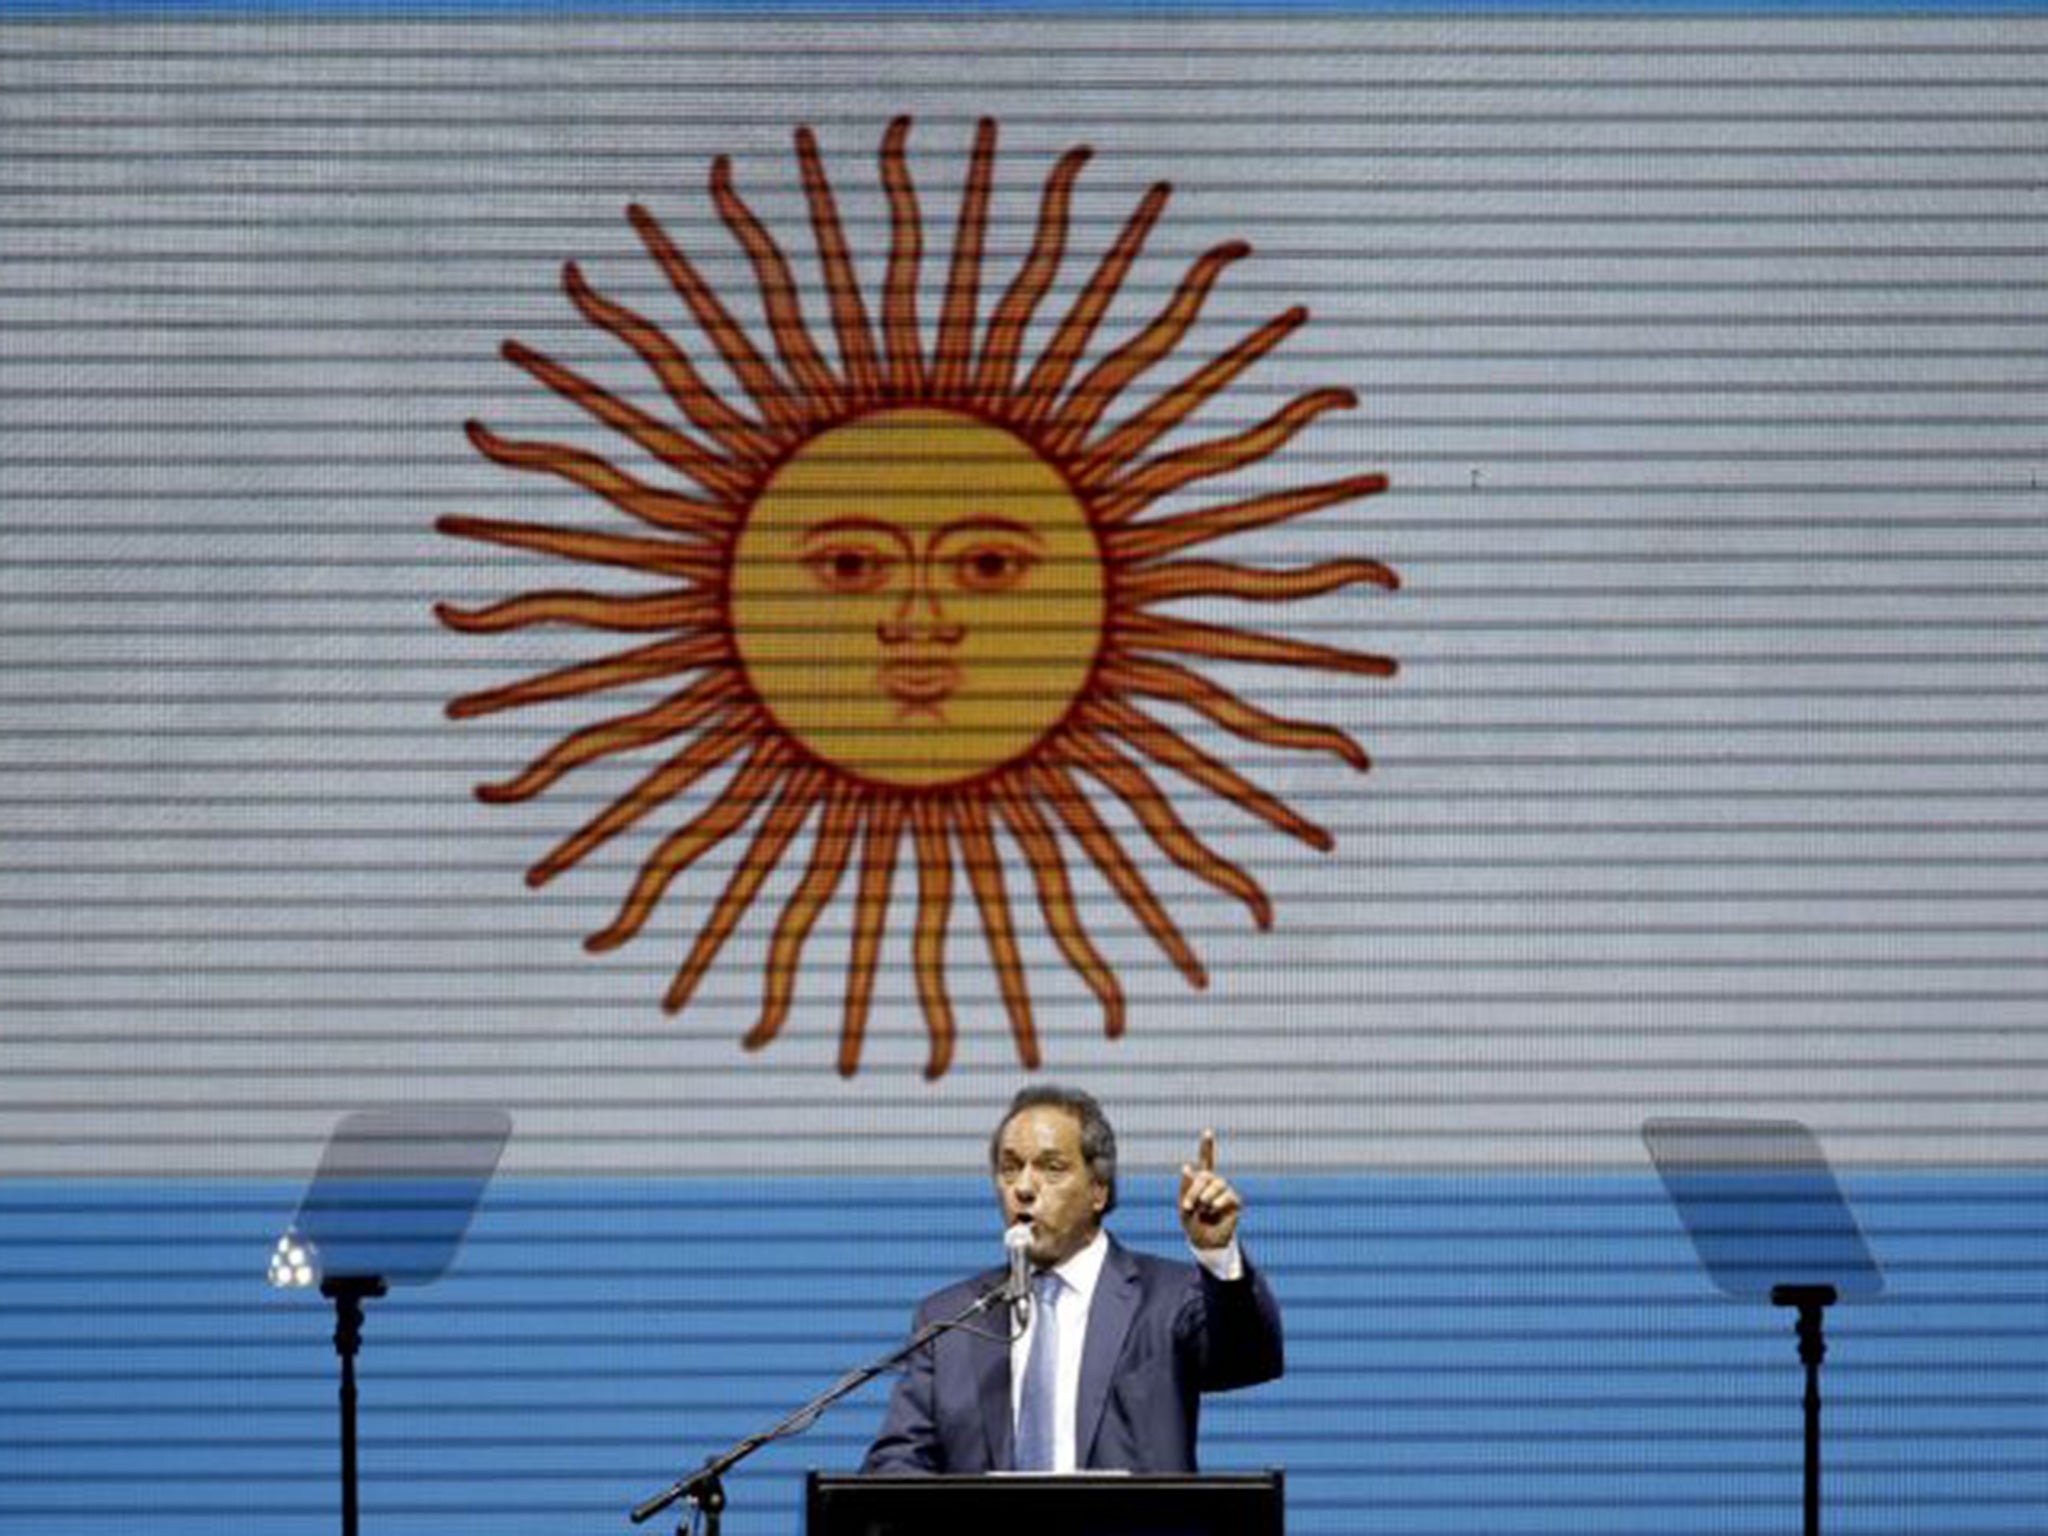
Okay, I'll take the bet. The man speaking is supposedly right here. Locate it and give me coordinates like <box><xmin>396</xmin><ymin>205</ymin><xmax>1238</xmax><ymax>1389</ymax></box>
<box><xmin>862</xmin><ymin>1085</ymin><xmax>1284</xmax><ymax>1473</ymax></box>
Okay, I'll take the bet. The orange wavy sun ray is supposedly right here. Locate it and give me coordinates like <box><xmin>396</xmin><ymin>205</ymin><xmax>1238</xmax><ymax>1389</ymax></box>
<box><xmin>1105</xmin><ymin>472</ymin><xmax>1390</xmax><ymax>565</ymax></box>
<box><xmin>662</xmin><ymin>764</ymin><xmax>829</xmax><ymax>1014</ymax></box>
<box><xmin>878</xmin><ymin>116</ymin><xmax>926</xmax><ymax>400</ymax></box>
<box><xmin>993</xmin><ymin>777</ymin><xmax>1126</xmax><ymax>1039</ymax></box>
<box><xmin>1013</xmin><ymin>180</ymin><xmax>1170</xmax><ymax>428</ymax></box>
<box><xmin>434</xmin><ymin>589</ymin><xmax>716</xmax><ymax>636</ymax></box>
<box><xmin>1117</xmin><ymin>609</ymin><xmax>1398</xmax><ymax>678</ymax></box>
<box><xmin>628</xmin><ymin>201</ymin><xmax>807</xmax><ymax>439</ymax></box>
<box><xmin>909</xmin><ymin>795</ymin><xmax>956</xmax><ymax>1080</ymax></box>
<box><xmin>972</xmin><ymin>143</ymin><xmax>1090</xmax><ymax>407</ymax></box>
<box><xmin>1094</xmin><ymin>386</ymin><xmax>1359</xmax><ymax>525</ymax></box>
<box><xmin>463</xmin><ymin>420</ymin><xmax>737</xmax><ymax>541</ymax></box>
<box><xmin>1074</xmin><ymin>308</ymin><xmax>1310</xmax><ymax>489</ymax></box>
<box><xmin>525</xmin><ymin>709</ymin><xmax>754</xmax><ymax>886</ymax></box>
<box><xmin>1085</xmin><ymin>695</ymin><xmax>1331</xmax><ymax>851</ymax></box>
<box><xmin>1045</xmin><ymin>237</ymin><xmax>1248</xmax><ymax>457</ymax></box>
<box><xmin>838</xmin><ymin>797</ymin><xmax>904</xmax><ymax>1078</ymax></box>
<box><xmin>933</xmin><ymin>117</ymin><xmax>998</xmax><ymax>398</ymax></box>
<box><xmin>1026</xmin><ymin>760</ymin><xmax>1208</xmax><ymax>990</ymax></box>
<box><xmin>954</xmin><ymin>794</ymin><xmax>1041</xmax><ymax>1071</ymax></box>
<box><xmin>499</xmin><ymin>338</ymin><xmax>754</xmax><ymax>503</ymax></box>
<box><xmin>1098</xmin><ymin>654</ymin><xmax>1370</xmax><ymax>773</ymax></box>
<box><xmin>586</xmin><ymin>738</ymin><xmax>794</xmax><ymax>952</ymax></box>
<box><xmin>442</xmin><ymin>631</ymin><xmax>726</xmax><ymax>721</ymax></box>
<box><xmin>475</xmin><ymin>673</ymin><xmax>743</xmax><ymax>805</ymax></box>
<box><xmin>434</xmin><ymin>514</ymin><xmax>720</xmax><ymax>585</ymax></box>
<box><xmin>794</xmin><ymin>126</ymin><xmax>886</xmax><ymax>404</ymax></box>
<box><xmin>560</xmin><ymin>258</ymin><xmax>777</xmax><ymax>469</ymax></box>
<box><xmin>709</xmin><ymin>155</ymin><xmax>846</xmax><ymax>418</ymax></box>
<box><xmin>1057</xmin><ymin>730</ymin><xmax>1274</xmax><ymax>930</ymax></box>
<box><xmin>1121</xmin><ymin>557</ymin><xmax>1400</xmax><ymax>608</ymax></box>
<box><xmin>747</xmin><ymin>779</ymin><xmax>862</xmax><ymax>1052</ymax></box>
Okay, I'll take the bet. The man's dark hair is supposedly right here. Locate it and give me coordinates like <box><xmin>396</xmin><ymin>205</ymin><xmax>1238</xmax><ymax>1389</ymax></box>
<box><xmin>989</xmin><ymin>1084</ymin><xmax>1119</xmax><ymax>1217</ymax></box>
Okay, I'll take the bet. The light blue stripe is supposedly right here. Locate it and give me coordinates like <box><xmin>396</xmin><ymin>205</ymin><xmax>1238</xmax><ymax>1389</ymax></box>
<box><xmin>1</xmin><ymin>1171</ymin><xmax>2042</xmax><ymax>1535</ymax></box>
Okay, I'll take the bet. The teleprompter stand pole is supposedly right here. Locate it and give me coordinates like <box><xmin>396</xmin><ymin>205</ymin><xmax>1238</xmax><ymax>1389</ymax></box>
<box><xmin>628</xmin><ymin>1282</ymin><xmax>1016</xmax><ymax>1536</ymax></box>
<box><xmin>1771</xmin><ymin>1283</ymin><xmax>1837</xmax><ymax>1536</ymax></box>
<box><xmin>322</xmin><ymin>1275</ymin><xmax>388</xmax><ymax>1536</ymax></box>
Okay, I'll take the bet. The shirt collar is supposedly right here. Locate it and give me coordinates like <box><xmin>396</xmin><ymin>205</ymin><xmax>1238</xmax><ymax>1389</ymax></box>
<box><xmin>1046</xmin><ymin>1226</ymin><xmax>1110</xmax><ymax>1306</ymax></box>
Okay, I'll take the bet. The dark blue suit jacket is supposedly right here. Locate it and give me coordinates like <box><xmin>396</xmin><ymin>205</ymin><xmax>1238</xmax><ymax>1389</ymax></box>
<box><xmin>861</xmin><ymin>1235</ymin><xmax>1283</xmax><ymax>1473</ymax></box>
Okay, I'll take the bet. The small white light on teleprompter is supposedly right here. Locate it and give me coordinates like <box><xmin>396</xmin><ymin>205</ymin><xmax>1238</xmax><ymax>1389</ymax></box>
<box><xmin>267</xmin><ymin>1230</ymin><xmax>320</xmax><ymax>1289</ymax></box>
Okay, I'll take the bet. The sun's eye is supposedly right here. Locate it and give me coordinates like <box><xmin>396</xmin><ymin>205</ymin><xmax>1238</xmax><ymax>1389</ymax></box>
<box><xmin>804</xmin><ymin>544</ymin><xmax>894</xmax><ymax>594</ymax></box>
<box><xmin>952</xmin><ymin>543</ymin><xmax>1037</xmax><ymax>593</ymax></box>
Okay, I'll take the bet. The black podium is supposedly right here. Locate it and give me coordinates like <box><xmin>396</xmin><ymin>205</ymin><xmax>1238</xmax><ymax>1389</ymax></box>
<box><xmin>806</xmin><ymin>1471</ymin><xmax>1283</xmax><ymax>1536</ymax></box>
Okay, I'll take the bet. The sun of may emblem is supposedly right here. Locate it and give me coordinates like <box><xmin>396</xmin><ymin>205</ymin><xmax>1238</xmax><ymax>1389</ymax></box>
<box><xmin>437</xmin><ymin>117</ymin><xmax>1397</xmax><ymax>1080</ymax></box>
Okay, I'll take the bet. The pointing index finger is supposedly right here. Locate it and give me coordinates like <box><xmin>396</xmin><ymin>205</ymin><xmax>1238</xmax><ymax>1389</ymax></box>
<box><xmin>1199</xmin><ymin>1128</ymin><xmax>1216</xmax><ymax>1174</ymax></box>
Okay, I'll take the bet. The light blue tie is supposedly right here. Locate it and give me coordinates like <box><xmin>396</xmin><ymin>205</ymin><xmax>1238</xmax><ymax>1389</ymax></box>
<box><xmin>1013</xmin><ymin>1269</ymin><xmax>1064</xmax><ymax>1471</ymax></box>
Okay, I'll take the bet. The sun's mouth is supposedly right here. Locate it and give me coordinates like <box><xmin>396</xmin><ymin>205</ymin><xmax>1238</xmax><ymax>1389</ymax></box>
<box><xmin>878</xmin><ymin>658</ymin><xmax>962</xmax><ymax>709</ymax></box>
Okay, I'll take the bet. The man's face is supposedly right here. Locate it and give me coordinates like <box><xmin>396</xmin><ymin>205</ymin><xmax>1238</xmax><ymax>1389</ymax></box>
<box><xmin>993</xmin><ymin>1105</ymin><xmax>1108</xmax><ymax>1268</ymax></box>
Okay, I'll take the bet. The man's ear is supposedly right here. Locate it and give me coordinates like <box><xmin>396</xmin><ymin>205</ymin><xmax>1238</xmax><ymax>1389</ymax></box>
<box><xmin>1091</xmin><ymin>1179</ymin><xmax>1109</xmax><ymax>1216</ymax></box>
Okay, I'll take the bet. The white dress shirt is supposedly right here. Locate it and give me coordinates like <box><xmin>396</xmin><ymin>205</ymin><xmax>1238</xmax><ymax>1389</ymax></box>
<box><xmin>1008</xmin><ymin>1228</ymin><xmax>1244</xmax><ymax>1471</ymax></box>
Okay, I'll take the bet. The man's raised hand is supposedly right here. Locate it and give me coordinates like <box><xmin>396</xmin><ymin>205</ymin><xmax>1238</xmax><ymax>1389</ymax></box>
<box><xmin>1178</xmin><ymin>1128</ymin><xmax>1242</xmax><ymax>1251</ymax></box>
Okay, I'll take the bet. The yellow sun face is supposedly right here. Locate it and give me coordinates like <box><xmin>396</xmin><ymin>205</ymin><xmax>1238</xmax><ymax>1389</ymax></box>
<box><xmin>730</xmin><ymin>407</ymin><xmax>1106</xmax><ymax>788</ymax></box>
<box><xmin>436</xmin><ymin>116</ymin><xmax>1397</xmax><ymax>1080</ymax></box>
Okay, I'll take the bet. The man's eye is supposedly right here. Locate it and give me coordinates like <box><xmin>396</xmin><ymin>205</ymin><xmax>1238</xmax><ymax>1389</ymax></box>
<box><xmin>952</xmin><ymin>544</ymin><xmax>1036</xmax><ymax>592</ymax></box>
<box><xmin>804</xmin><ymin>546</ymin><xmax>892</xmax><ymax>593</ymax></box>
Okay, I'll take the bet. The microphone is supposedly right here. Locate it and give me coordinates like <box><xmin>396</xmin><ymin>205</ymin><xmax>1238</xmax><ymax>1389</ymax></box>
<box><xmin>1003</xmin><ymin>1223</ymin><xmax>1033</xmax><ymax>1330</ymax></box>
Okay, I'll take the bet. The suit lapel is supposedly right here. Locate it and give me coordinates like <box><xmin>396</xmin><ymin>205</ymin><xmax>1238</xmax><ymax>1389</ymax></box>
<box><xmin>1074</xmin><ymin>1238</ymin><xmax>1139</xmax><ymax>1467</ymax></box>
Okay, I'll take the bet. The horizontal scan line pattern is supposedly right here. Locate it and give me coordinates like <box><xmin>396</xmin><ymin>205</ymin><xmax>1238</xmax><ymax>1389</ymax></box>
<box><xmin>4</xmin><ymin>14</ymin><xmax>2047</xmax><ymax>1536</ymax></box>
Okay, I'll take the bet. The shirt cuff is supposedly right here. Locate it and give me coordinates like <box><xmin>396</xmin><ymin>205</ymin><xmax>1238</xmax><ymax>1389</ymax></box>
<box><xmin>1190</xmin><ymin>1236</ymin><xmax>1244</xmax><ymax>1282</ymax></box>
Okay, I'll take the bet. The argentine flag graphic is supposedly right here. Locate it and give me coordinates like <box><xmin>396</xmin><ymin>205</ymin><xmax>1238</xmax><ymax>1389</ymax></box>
<box><xmin>3</xmin><ymin>3</ymin><xmax>2045</xmax><ymax>1533</ymax></box>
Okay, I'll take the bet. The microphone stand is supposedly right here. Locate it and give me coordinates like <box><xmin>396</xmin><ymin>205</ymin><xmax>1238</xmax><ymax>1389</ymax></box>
<box><xmin>628</xmin><ymin>1280</ymin><xmax>1017</xmax><ymax>1536</ymax></box>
